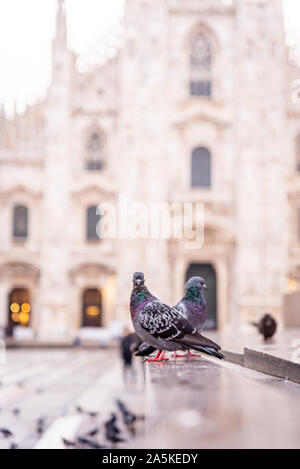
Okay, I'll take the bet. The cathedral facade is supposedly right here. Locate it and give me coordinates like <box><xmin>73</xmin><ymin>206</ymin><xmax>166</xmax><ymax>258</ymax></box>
<box><xmin>0</xmin><ymin>0</ymin><xmax>299</xmax><ymax>341</ymax></box>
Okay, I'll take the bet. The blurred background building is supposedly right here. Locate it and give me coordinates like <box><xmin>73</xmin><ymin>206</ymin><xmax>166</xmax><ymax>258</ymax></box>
<box><xmin>0</xmin><ymin>0</ymin><xmax>299</xmax><ymax>341</ymax></box>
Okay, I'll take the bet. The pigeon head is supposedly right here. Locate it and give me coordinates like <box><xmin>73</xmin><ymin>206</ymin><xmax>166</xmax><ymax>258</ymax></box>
<box><xmin>132</xmin><ymin>272</ymin><xmax>145</xmax><ymax>289</ymax></box>
<box><xmin>184</xmin><ymin>276</ymin><xmax>207</xmax><ymax>302</ymax></box>
<box><xmin>263</xmin><ymin>313</ymin><xmax>274</xmax><ymax>326</ymax></box>
<box><xmin>185</xmin><ymin>276</ymin><xmax>207</xmax><ymax>291</ymax></box>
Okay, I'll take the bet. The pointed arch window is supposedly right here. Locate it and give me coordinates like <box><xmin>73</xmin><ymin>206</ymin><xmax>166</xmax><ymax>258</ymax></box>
<box><xmin>190</xmin><ymin>33</ymin><xmax>212</xmax><ymax>97</ymax></box>
<box><xmin>296</xmin><ymin>133</ymin><xmax>300</xmax><ymax>172</ymax></box>
<box><xmin>13</xmin><ymin>205</ymin><xmax>28</xmax><ymax>239</ymax></box>
<box><xmin>86</xmin><ymin>205</ymin><xmax>101</xmax><ymax>241</ymax></box>
<box><xmin>191</xmin><ymin>147</ymin><xmax>211</xmax><ymax>188</ymax></box>
<box><xmin>85</xmin><ymin>132</ymin><xmax>103</xmax><ymax>171</ymax></box>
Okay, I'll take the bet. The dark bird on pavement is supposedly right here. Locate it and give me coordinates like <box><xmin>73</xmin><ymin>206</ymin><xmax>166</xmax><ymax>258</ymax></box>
<box><xmin>130</xmin><ymin>272</ymin><xmax>224</xmax><ymax>362</ymax></box>
<box><xmin>36</xmin><ymin>417</ymin><xmax>45</xmax><ymax>435</ymax></box>
<box><xmin>9</xmin><ymin>442</ymin><xmax>18</xmax><ymax>449</ymax></box>
<box><xmin>86</xmin><ymin>427</ymin><xmax>99</xmax><ymax>437</ymax></box>
<box><xmin>252</xmin><ymin>313</ymin><xmax>277</xmax><ymax>342</ymax></box>
<box><xmin>77</xmin><ymin>436</ymin><xmax>106</xmax><ymax>449</ymax></box>
<box><xmin>105</xmin><ymin>413</ymin><xmax>125</xmax><ymax>444</ymax></box>
<box><xmin>0</xmin><ymin>428</ymin><xmax>13</xmax><ymax>438</ymax></box>
<box><xmin>62</xmin><ymin>437</ymin><xmax>76</xmax><ymax>448</ymax></box>
<box><xmin>116</xmin><ymin>399</ymin><xmax>136</xmax><ymax>425</ymax></box>
<box><xmin>88</xmin><ymin>411</ymin><xmax>98</xmax><ymax>418</ymax></box>
<box><xmin>12</xmin><ymin>408</ymin><xmax>21</xmax><ymax>417</ymax></box>
<box><xmin>75</xmin><ymin>405</ymin><xmax>84</xmax><ymax>413</ymax></box>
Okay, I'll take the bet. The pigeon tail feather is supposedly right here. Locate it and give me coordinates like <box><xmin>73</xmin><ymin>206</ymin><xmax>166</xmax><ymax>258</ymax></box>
<box><xmin>173</xmin><ymin>332</ymin><xmax>224</xmax><ymax>359</ymax></box>
<box><xmin>135</xmin><ymin>345</ymin><xmax>157</xmax><ymax>357</ymax></box>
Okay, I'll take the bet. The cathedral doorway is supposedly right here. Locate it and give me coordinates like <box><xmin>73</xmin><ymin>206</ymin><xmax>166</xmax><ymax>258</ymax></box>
<box><xmin>82</xmin><ymin>288</ymin><xmax>102</xmax><ymax>327</ymax></box>
<box><xmin>185</xmin><ymin>263</ymin><xmax>217</xmax><ymax>330</ymax></box>
<box><xmin>7</xmin><ymin>288</ymin><xmax>31</xmax><ymax>335</ymax></box>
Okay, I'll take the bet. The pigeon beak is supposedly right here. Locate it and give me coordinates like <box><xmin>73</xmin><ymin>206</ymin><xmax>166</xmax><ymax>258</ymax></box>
<box><xmin>135</xmin><ymin>279</ymin><xmax>142</xmax><ymax>286</ymax></box>
<box><xmin>203</xmin><ymin>284</ymin><xmax>208</xmax><ymax>291</ymax></box>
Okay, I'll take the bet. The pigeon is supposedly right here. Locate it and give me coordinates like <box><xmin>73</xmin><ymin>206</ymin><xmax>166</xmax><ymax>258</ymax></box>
<box><xmin>116</xmin><ymin>399</ymin><xmax>136</xmax><ymax>425</ymax></box>
<box><xmin>175</xmin><ymin>277</ymin><xmax>207</xmax><ymax>332</ymax></box>
<box><xmin>12</xmin><ymin>408</ymin><xmax>21</xmax><ymax>417</ymax></box>
<box><xmin>172</xmin><ymin>276</ymin><xmax>208</xmax><ymax>358</ymax></box>
<box><xmin>62</xmin><ymin>437</ymin><xmax>76</xmax><ymax>448</ymax></box>
<box><xmin>0</xmin><ymin>428</ymin><xmax>13</xmax><ymax>438</ymax></box>
<box><xmin>9</xmin><ymin>442</ymin><xmax>18</xmax><ymax>449</ymax></box>
<box><xmin>88</xmin><ymin>411</ymin><xmax>98</xmax><ymax>418</ymax></box>
<box><xmin>86</xmin><ymin>427</ymin><xmax>99</xmax><ymax>437</ymax></box>
<box><xmin>252</xmin><ymin>313</ymin><xmax>277</xmax><ymax>342</ymax></box>
<box><xmin>130</xmin><ymin>272</ymin><xmax>224</xmax><ymax>361</ymax></box>
<box><xmin>136</xmin><ymin>276</ymin><xmax>209</xmax><ymax>359</ymax></box>
<box><xmin>105</xmin><ymin>413</ymin><xmax>125</xmax><ymax>444</ymax></box>
<box><xmin>77</xmin><ymin>436</ymin><xmax>106</xmax><ymax>449</ymax></box>
<box><xmin>36</xmin><ymin>417</ymin><xmax>45</xmax><ymax>435</ymax></box>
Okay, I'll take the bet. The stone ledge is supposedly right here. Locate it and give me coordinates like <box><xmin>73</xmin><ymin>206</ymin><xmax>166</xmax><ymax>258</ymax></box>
<box><xmin>222</xmin><ymin>348</ymin><xmax>244</xmax><ymax>366</ymax></box>
<box><xmin>244</xmin><ymin>348</ymin><xmax>300</xmax><ymax>385</ymax></box>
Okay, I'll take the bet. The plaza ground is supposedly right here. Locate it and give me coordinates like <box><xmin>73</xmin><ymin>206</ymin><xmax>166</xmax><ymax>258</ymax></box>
<box><xmin>0</xmin><ymin>346</ymin><xmax>300</xmax><ymax>449</ymax></box>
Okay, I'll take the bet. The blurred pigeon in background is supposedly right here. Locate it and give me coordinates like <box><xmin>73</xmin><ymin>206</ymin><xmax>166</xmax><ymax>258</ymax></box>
<box><xmin>116</xmin><ymin>399</ymin><xmax>136</xmax><ymax>425</ymax></box>
<box><xmin>130</xmin><ymin>272</ymin><xmax>224</xmax><ymax>362</ymax></box>
<box><xmin>0</xmin><ymin>428</ymin><xmax>13</xmax><ymax>438</ymax></box>
<box><xmin>252</xmin><ymin>313</ymin><xmax>277</xmax><ymax>342</ymax></box>
<box><xmin>105</xmin><ymin>413</ymin><xmax>124</xmax><ymax>444</ymax></box>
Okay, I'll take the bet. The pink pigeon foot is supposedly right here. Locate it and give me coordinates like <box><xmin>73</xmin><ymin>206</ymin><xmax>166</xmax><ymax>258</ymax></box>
<box><xmin>187</xmin><ymin>350</ymin><xmax>202</xmax><ymax>359</ymax></box>
<box><xmin>173</xmin><ymin>351</ymin><xmax>187</xmax><ymax>358</ymax></box>
<box><xmin>146</xmin><ymin>350</ymin><xmax>168</xmax><ymax>362</ymax></box>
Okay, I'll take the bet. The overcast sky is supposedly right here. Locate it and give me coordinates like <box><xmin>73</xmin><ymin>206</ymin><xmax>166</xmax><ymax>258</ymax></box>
<box><xmin>0</xmin><ymin>0</ymin><xmax>298</xmax><ymax>115</ymax></box>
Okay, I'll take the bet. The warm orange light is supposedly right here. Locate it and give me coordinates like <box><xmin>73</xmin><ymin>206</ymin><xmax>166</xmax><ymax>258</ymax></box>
<box><xmin>86</xmin><ymin>306</ymin><xmax>100</xmax><ymax>317</ymax></box>
<box><xmin>288</xmin><ymin>278</ymin><xmax>298</xmax><ymax>293</ymax></box>
<box><xmin>21</xmin><ymin>303</ymin><xmax>31</xmax><ymax>313</ymax></box>
<box><xmin>19</xmin><ymin>312</ymin><xmax>30</xmax><ymax>325</ymax></box>
<box><xmin>10</xmin><ymin>302</ymin><xmax>20</xmax><ymax>313</ymax></box>
<box><xmin>11</xmin><ymin>312</ymin><xmax>20</xmax><ymax>322</ymax></box>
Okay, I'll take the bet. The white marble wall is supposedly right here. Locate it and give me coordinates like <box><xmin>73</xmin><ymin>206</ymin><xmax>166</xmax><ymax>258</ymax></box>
<box><xmin>0</xmin><ymin>0</ymin><xmax>298</xmax><ymax>338</ymax></box>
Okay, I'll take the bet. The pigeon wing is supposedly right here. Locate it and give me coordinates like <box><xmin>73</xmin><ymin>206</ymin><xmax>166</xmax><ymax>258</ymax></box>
<box><xmin>139</xmin><ymin>301</ymin><xmax>195</xmax><ymax>341</ymax></box>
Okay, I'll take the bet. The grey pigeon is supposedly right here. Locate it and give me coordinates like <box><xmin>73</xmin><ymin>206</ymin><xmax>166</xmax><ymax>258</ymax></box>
<box><xmin>135</xmin><ymin>276</ymin><xmax>208</xmax><ymax>358</ymax></box>
<box><xmin>252</xmin><ymin>313</ymin><xmax>277</xmax><ymax>342</ymax></box>
<box><xmin>175</xmin><ymin>276</ymin><xmax>207</xmax><ymax>332</ymax></box>
<box><xmin>130</xmin><ymin>272</ymin><xmax>224</xmax><ymax>361</ymax></box>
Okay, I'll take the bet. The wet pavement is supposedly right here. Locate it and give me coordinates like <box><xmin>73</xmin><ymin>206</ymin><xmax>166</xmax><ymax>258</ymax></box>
<box><xmin>137</xmin><ymin>356</ymin><xmax>300</xmax><ymax>449</ymax></box>
<box><xmin>1</xmin><ymin>348</ymin><xmax>300</xmax><ymax>449</ymax></box>
<box><xmin>0</xmin><ymin>348</ymin><xmax>126</xmax><ymax>449</ymax></box>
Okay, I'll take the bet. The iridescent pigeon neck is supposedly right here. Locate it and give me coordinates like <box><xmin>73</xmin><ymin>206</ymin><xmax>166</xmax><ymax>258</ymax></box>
<box><xmin>185</xmin><ymin>285</ymin><xmax>206</xmax><ymax>305</ymax></box>
<box><xmin>130</xmin><ymin>287</ymin><xmax>156</xmax><ymax>317</ymax></box>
